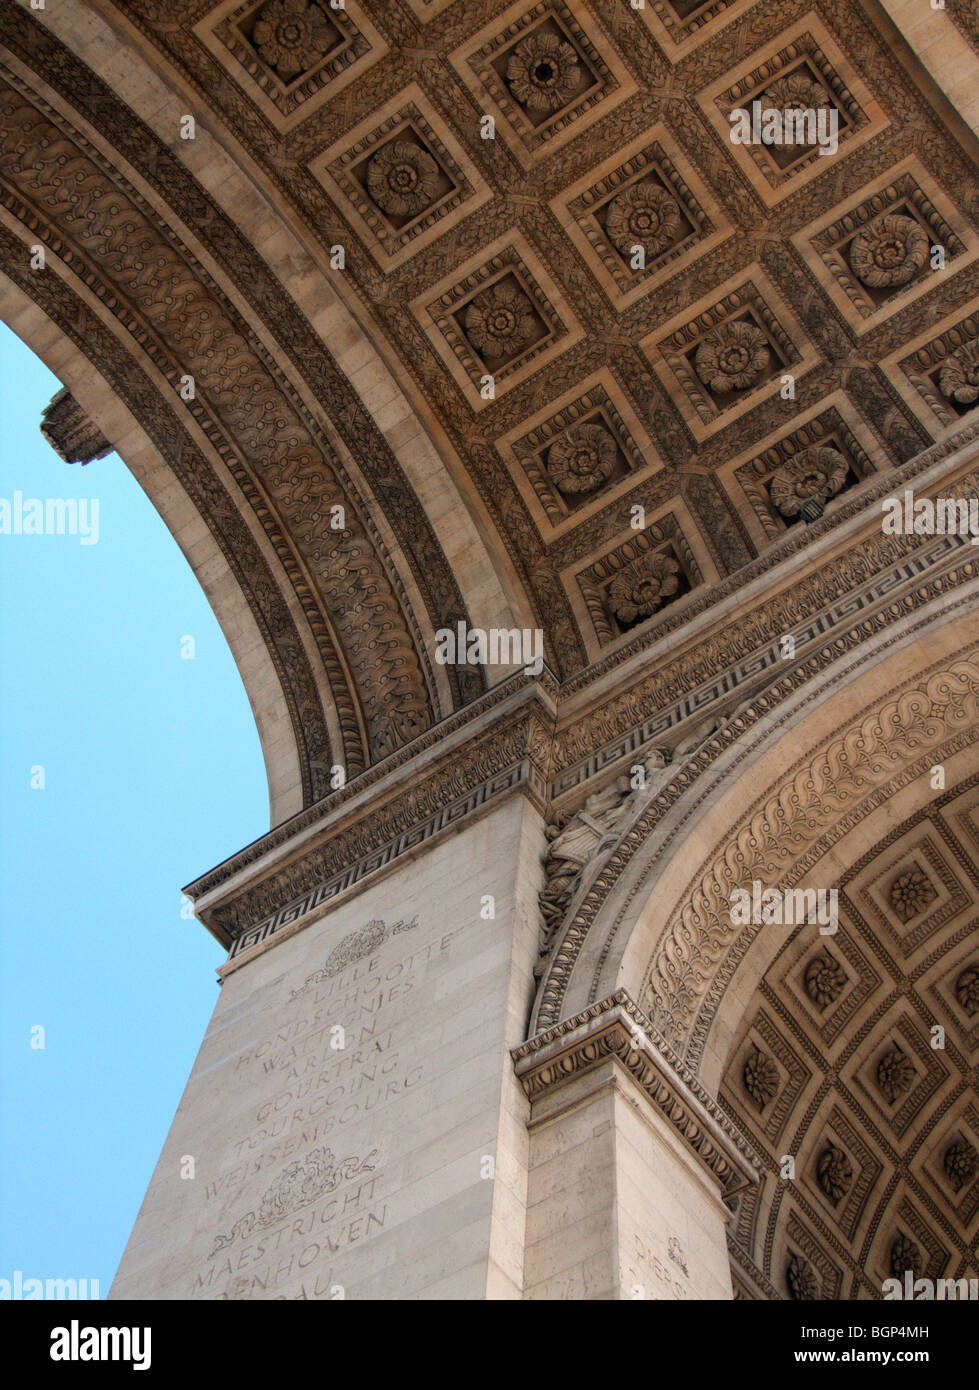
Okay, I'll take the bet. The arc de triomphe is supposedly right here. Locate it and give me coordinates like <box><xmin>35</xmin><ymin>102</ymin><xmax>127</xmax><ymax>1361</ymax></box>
<box><xmin>5</xmin><ymin>0</ymin><xmax>979</xmax><ymax>1299</ymax></box>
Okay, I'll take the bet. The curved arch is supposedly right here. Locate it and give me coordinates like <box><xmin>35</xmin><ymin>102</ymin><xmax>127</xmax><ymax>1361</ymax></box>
<box><xmin>533</xmin><ymin>583</ymin><xmax>979</xmax><ymax>1064</ymax></box>
<box><xmin>0</xmin><ymin>3</ymin><xmax>534</xmax><ymax>829</ymax></box>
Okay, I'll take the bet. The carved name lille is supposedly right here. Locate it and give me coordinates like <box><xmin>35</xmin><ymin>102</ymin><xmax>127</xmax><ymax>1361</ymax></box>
<box><xmin>290</xmin><ymin>916</ymin><xmax>419</xmax><ymax>999</ymax></box>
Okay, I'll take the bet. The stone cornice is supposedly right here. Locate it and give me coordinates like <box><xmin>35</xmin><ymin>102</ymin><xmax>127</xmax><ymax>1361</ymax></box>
<box><xmin>186</xmin><ymin>670</ymin><xmax>558</xmax><ymax>897</ymax></box>
<box><xmin>190</xmin><ymin>679</ymin><xmax>556</xmax><ymax>952</ymax></box>
<box><xmin>511</xmin><ymin>990</ymin><xmax>760</xmax><ymax>1199</ymax></box>
<box><xmin>190</xmin><ymin>453</ymin><xmax>979</xmax><ymax>960</ymax></box>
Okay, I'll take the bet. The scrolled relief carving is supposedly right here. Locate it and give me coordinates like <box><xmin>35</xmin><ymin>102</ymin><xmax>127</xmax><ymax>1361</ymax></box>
<box><xmin>464</xmin><ymin>281</ymin><xmax>537</xmax><ymax>362</ymax></box>
<box><xmin>770</xmin><ymin>447</ymin><xmax>848</xmax><ymax>521</ymax></box>
<box><xmin>876</xmin><ymin>1047</ymin><xmax>916</xmax><ymax>1103</ymax></box>
<box><xmin>763</xmin><ymin>72</ymin><xmax>832</xmax><ymax>144</ymax></box>
<box><xmin>538</xmin><ymin>751</ymin><xmax>669</xmax><ymax>963</ymax></box>
<box><xmin>506</xmin><ymin>31</ymin><xmax>581</xmax><ymax>112</ymax></box>
<box><xmin>816</xmin><ymin>1142</ymin><xmax>853</xmax><ymax>1204</ymax></box>
<box><xmin>0</xmin><ymin>86</ymin><xmax>435</xmax><ymax>762</ymax></box>
<box><xmin>604</xmin><ymin>182</ymin><xmax>682</xmax><ymax>260</ymax></box>
<box><xmin>786</xmin><ymin>1251</ymin><xmax>819</xmax><ymax>1300</ymax></box>
<box><xmin>366</xmin><ymin>140</ymin><xmax>439</xmax><ymax>219</ymax></box>
<box><xmin>607</xmin><ymin>552</ymin><xmax>680</xmax><ymax>626</ymax></box>
<box><xmin>888</xmin><ymin>865</ymin><xmax>937</xmax><ymax>923</ymax></box>
<box><xmin>889</xmin><ymin>1233</ymin><xmax>922</xmax><ymax>1279</ymax></box>
<box><xmin>252</xmin><ymin>0</ymin><xmax>337</xmax><ymax>80</ymax></box>
<box><xmin>955</xmin><ymin>963</ymin><xmax>979</xmax><ymax>1015</ymax></box>
<box><xmin>938</xmin><ymin>339</ymin><xmax>979</xmax><ymax>407</ymax></box>
<box><xmin>848</xmin><ymin>214</ymin><xmax>929</xmax><ymax>290</ymax></box>
<box><xmin>694</xmin><ymin>320</ymin><xmax>770</xmax><ymax>393</ymax></box>
<box><xmin>943</xmin><ymin>1137</ymin><xmax>978</xmax><ymax>1193</ymax></box>
<box><xmin>209</xmin><ymin>1145</ymin><xmax>378</xmax><ymax>1255</ymax></box>
<box><xmin>742</xmin><ymin>1048</ymin><xmax>780</xmax><ymax>1111</ymax></box>
<box><xmin>546</xmin><ymin>422</ymin><xmax>616</xmax><ymax>495</ymax></box>
<box><xmin>803</xmin><ymin>953</ymin><xmax>848</xmax><ymax>1010</ymax></box>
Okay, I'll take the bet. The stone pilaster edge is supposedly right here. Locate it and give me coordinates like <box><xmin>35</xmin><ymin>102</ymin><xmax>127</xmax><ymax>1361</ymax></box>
<box><xmin>511</xmin><ymin>990</ymin><xmax>761</xmax><ymax>1199</ymax></box>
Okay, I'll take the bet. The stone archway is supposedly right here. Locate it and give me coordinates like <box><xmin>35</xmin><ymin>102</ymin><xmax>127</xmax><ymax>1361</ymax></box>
<box><xmin>0</xmin><ymin>1</ymin><xmax>526</xmax><ymax>825</ymax></box>
<box><xmin>526</xmin><ymin>597</ymin><xmax>979</xmax><ymax>1298</ymax></box>
<box><xmin>4</xmin><ymin>0</ymin><xmax>978</xmax><ymax>1300</ymax></box>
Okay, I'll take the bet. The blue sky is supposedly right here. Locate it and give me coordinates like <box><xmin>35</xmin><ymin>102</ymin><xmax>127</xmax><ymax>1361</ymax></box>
<box><xmin>0</xmin><ymin>323</ymin><xmax>268</xmax><ymax>1296</ymax></box>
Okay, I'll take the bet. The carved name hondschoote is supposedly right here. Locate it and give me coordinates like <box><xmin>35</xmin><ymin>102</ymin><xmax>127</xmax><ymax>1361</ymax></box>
<box><xmin>512</xmin><ymin>990</ymin><xmax>760</xmax><ymax>1200</ymax></box>
<box><xmin>209</xmin><ymin>1145</ymin><xmax>379</xmax><ymax>1256</ymax></box>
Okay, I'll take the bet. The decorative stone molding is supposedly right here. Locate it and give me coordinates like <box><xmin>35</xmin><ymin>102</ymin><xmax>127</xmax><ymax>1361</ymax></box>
<box><xmin>450</xmin><ymin>0</ymin><xmax>634</xmax><ymax>164</ymax></box>
<box><xmin>816</xmin><ymin>1143</ymin><xmax>854</xmax><ymax>1204</ymax></box>
<box><xmin>39</xmin><ymin>388</ymin><xmax>111</xmax><ymax>464</ymax></box>
<box><xmin>0</xmin><ymin>75</ymin><xmax>461</xmax><ymax>772</ymax></box>
<box><xmin>511</xmin><ymin>990</ymin><xmax>760</xmax><ymax>1200</ymax></box>
<box><xmin>803</xmin><ymin>953</ymin><xmax>849</xmax><ymax>1010</ymax></box>
<box><xmin>955</xmin><ymin>963</ymin><xmax>979</xmax><ymax>1015</ymax></box>
<box><xmin>201</xmin><ymin>0</ymin><xmax>383</xmax><ymax>124</ymax></box>
<box><xmin>645</xmin><ymin>275</ymin><xmax>811</xmax><ymax>441</ymax></box>
<box><xmin>700</xmin><ymin>20</ymin><xmax>887</xmax><ymax>204</ymax></box>
<box><xmin>187</xmin><ymin>669</ymin><xmax>559</xmax><ymax>900</ymax></box>
<box><xmin>209</xmin><ymin>1143</ymin><xmax>378</xmax><ymax>1255</ymax></box>
<box><xmin>642</xmin><ymin>656</ymin><xmax>979</xmax><ymax>1061</ymax></box>
<box><xmin>538</xmin><ymin>750</ymin><xmax>669</xmax><ymax>960</ymax></box>
<box><xmin>191</xmin><ymin>683</ymin><xmax>554</xmax><ymax>959</ymax></box>
<box><xmin>770</xmin><ymin>448</ymin><xmax>848</xmax><ymax>521</ymax></box>
<box><xmin>786</xmin><ymin>1251</ymin><xmax>819</xmax><ymax>1300</ymax></box>
<box><xmin>535</xmin><ymin>573</ymin><xmax>979</xmax><ymax>1033</ymax></box>
<box><xmin>943</xmin><ymin>1137</ymin><xmax>978</xmax><ymax>1194</ymax></box>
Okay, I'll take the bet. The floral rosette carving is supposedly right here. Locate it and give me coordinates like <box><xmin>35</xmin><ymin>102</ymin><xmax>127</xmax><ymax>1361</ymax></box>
<box><xmin>743</xmin><ymin>1049</ymin><xmax>780</xmax><ymax>1111</ymax></box>
<box><xmin>694</xmin><ymin>320</ymin><xmax>770</xmax><ymax>393</ymax></box>
<box><xmin>770</xmin><ymin>447</ymin><xmax>848</xmax><ymax>519</ymax></box>
<box><xmin>604</xmin><ymin>182</ymin><xmax>682</xmax><ymax>259</ymax></box>
<box><xmin>955</xmin><ymin>963</ymin><xmax>979</xmax><ymax>1015</ymax></box>
<box><xmin>943</xmin><ymin>1137</ymin><xmax>978</xmax><ymax>1193</ymax></box>
<box><xmin>506</xmin><ymin>31</ymin><xmax>581</xmax><ymax>112</ymax></box>
<box><xmin>546</xmin><ymin>423</ymin><xmax>617</xmax><ymax>495</ymax></box>
<box><xmin>366</xmin><ymin>140</ymin><xmax>439</xmax><ymax>219</ymax></box>
<box><xmin>848</xmin><ymin>214</ymin><xmax>929</xmax><ymax>290</ymax></box>
<box><xmin>817</xmin><ymin>1143</ymin><xmax>853</xmax><ymax>1203</ymax></box>
<box><xmin>803</xmin><ymin>953</ymin><xmax>847</xmax><ymax>1009</ymax></box>
<box><xmin>939</xmin><ymin>339</ymin><xmax>979</xmax><ymax>407</ymax></box>
<box><xmin>464</xmin><ymin>282</ymin><xmax>537</xmax><ymax>361</ymax></box>
<box><xmin>888</xmin><ymin>865</ymin><xmax>937</xmax><ymax>923</ymax></box>
<box><xmin>607</xmin><ymin>552</ymin><xmax>680</xmax><ymax>626</ymax></box>
<box><xmin>253</xmin><ymin>0</ymin><xmax>335</xmax><ymax>80</ymax></box>
<box><xmin>763</xmin><ymin>71</ymin><xmax>831</xmax><ymax>144</ymax></box>
<box><xmin>787</xmin><ymin>1252</ymin><xmax>819</xmax><ymax>1300</ymax></box>
<box><xmin>877</xmin><ymin>1047</ymin><xmax>915</xmax><ymax>1103</ymax></box>
<box><xmin>890</xmin><ymin>1234</ymin><xmax>922</xmax><ymax>1279</ymax></box>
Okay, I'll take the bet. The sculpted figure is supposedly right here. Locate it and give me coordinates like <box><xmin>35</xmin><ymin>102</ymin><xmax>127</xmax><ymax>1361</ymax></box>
<box><xmin>538</xmin><ymin>751</ymin><xmax>669</xmax><ymax>963</ymax></box>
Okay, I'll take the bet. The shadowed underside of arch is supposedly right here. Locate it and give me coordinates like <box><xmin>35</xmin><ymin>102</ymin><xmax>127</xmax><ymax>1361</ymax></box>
<box><xmin>5</xmin><ymin>0</ymin><xmax>978</xmax><ymax>838</ymax></box>
<box><xmin>0</xmin><ymin>2</ymin><xmax>529</xmax><ymax>823</ymax></box>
